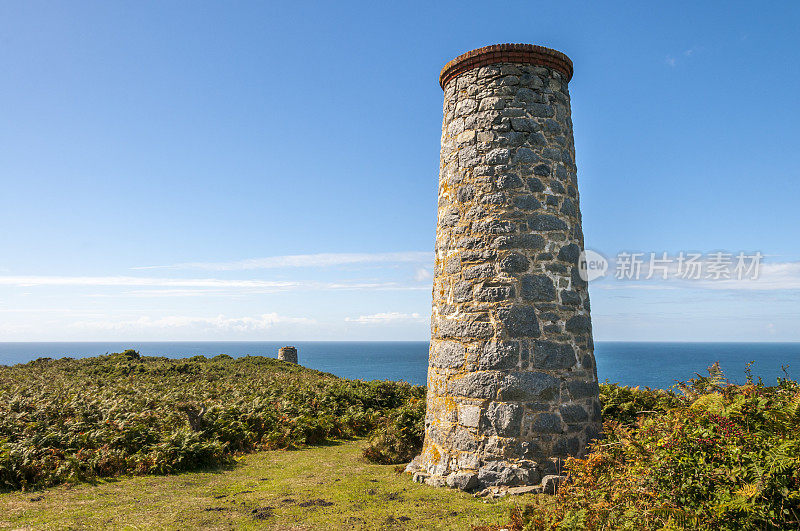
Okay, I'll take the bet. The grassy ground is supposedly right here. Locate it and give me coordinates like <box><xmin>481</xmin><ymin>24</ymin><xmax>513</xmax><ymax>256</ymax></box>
<box><xmin>0</xmin><ymin>439</ymin><xmax>521</xmax><ymax>530</ymax></box>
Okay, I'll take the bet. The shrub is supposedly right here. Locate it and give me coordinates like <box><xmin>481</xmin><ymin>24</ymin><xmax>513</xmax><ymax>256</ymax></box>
<box><xmin>518</xmin><ymin>364</ymin><xmax>800</xmax><ymax>530</ymax></box>
<box><xmin>362</xmin><ymin>394</ymin><xmax>426</xmax><ymax>464</ymax></box>
<box><xmin>599</xmin><ymin>381</ymin><xmax>683</xmax><ymax>425</ymax></box>
<box><xmin>0</xmin><ymin>352</ymin><xmax>423</xmax><ymax>491</ymax></box>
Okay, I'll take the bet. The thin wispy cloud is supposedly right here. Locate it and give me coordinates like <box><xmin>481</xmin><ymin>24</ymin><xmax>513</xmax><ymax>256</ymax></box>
<box><xmin>665</xmin><ymin>48</ymin><xmax>698</xmax><ymax>68</ymax></box>
<box><xmin>593</xmin><ymin>261</ymin><xmax>800</xmax><ymax>291</ymax></box>
<box><xmin>696</xmin><ymin>261</ymin><xmax>800</xmax><ymax>291</ymax></box>
<box><xmin>345</xmin><ymin>312</ymin><xmax>425</xmax><ymax>324</ymax></box>
<box><xmin>0</xmin><ymin>276</ymin><xmax>300</xmax><ymax>290</ymax></box>
<box><xmin>0</xmin><ymin>308</ymin><xmax>107</xmax><ymax>316</ymax></box>
<box><xmin>122</xmin><ymin>289</ymin><xmax>231</xmax><ymax>297</ymax></box>
<box><xmin>0</xmin><ymin>276</ymin><xmax>428</xmax><ymax>292</ymax></box>
<box><xmin>72</xmin><ymin>313</ymin><xmax>315</xmax><ymax>332</ymax></box>
<box><xmin>414</xmin><ymin>267</ymin><xmax>432</xmax><ymax>282</ymax></box>
<box><xmin>134</xmin><ymin>252</ymin><xmax>433</xmax><ymax>271</ymax></box>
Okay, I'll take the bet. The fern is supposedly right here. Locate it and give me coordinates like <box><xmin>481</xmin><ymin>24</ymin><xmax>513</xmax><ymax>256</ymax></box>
<box><xmin>650</xmin><ymin>506</ymin><xmax>693</xmax><ymax>527</ymax></box>
<box><xmin>735</xmin><ymin>482</ymin><xmax>761</xmax><ymax>499</ymax></box>
<box><xmin>745</xmin><ymin>461</ymin><xmax>764</xmax><ymax>482</ymax></box>
<box><xmin>787</xmin><ymin>392</ymin><xmax>800</xmax><ymax>420</ymax></box>
<box><xmin>765</xmin><ymin>442</ymin><xmax>798</xmax><ymax>475</ymax></box>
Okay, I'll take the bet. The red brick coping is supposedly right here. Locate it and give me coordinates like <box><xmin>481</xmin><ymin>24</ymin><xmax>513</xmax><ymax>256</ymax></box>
<box><xmin>439</xmin><ymin>43</ymin><xmax>573</xmax><ymax>90</ymax></box>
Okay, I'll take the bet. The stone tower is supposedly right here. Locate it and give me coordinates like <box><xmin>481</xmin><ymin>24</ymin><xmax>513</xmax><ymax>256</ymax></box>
<box><xmin>278</xmin><ymin>346</ymin><xmax>298</xmax><ymax>364</ymax></box>
<box><xmin>409</xmin><ymin>44</ymin><xmax>601</xmax><ymax>490</ymax></box>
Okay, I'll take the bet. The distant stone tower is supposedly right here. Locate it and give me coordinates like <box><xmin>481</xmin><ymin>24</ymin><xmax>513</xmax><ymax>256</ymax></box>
<box><xmin>409</xmin><ymin>44</ymin><xmax>601</xmax><ymax>490</ymax></box>
<box><xmin>278</xmin><ymin>346</ymin><xmax>298</xmax><ymax>364</ymax></box>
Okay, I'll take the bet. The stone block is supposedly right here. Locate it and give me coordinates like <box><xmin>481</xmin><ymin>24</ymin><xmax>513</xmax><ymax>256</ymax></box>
<box><xmin>478</xmin><ymin>460</ymin><xmax>537</xmax><ymax>487</ymax></box>
<box><xmin>452</xmin><ymin>427</ymin><xmax>480</xmax><ymax>452</ymax></box>
<box><xmin>475</xmin><ymin>284</ymin><xmax>514</xmax><ymax>302</ymax></box>
<box><xmin>496</xmin><ymin>305</ymin><xmax>540</xmax><ymax>338</ymax></box>
<box><xmin>513</xmin><ymin>195</ymin><xmax>542</xmax><ymax>211</ymax></box>
<box><xmin>464</xmin><ymin>263</ymin><xmax>495</xmax><ymax>280</ymax></box>
<box><xmin>424</xmin><ymin>475</ymin><xmax>448</xmax><ymax>488</ymax></box>
<box><xmin>491</xmin><ymin>234</ymin><xmax>545</xmax><ymax>250</ymax></box>
<box><xmin>512</xmin><ymin>147</ymin><xmax>540</xmax><ymax>164</ymax></box>
<box><xmin>446</xmin><ymin>471</ymin><xmax>479</xmax><ymax>491</ymax></box>
<box><xmin>527</xmin><ymin>177</ymin><xmax>545</xmax><ymax>192</ymax></box>
<box><xmin>528</xmin><ymin>214</ymin><xmax>567</xmax><ymax>231</ymax></box>
<box><xmin>527</xmin><ymin>103</ymin><xmax>554</xmax><ymax>117</ymax></box>
<box><xmin>567</xmin><ymin>380</ymin><xmax>600</xmax><ymax>399</ymax></box>
<box><xmin>520</xmin><ymin>274</ymin><xmax>556</xmax><ymax>302</ymax></box>
<box><xmin>533</xmin><ymin>412</ymin><xmax>563</xmax><ymax>433</ymax></box>
<box><xmin>482</xmin><ymin>402</ymin><xmax>524</xmax><ymax>437</ymax></box>
<box><xmin>478</xmin><ymin>340</ymin><xmax>520</xmax><ymax>370</ymax></box>
<box><xmin>430</xmin><ymin>340</ymin><xmax>466</xmax><ymax>369</ymax></box>
<box><xmin>532</xmin><ymin>340</ymin><xmax>576</xmax><ymax>370</ymax></box>
<box><xmin>565</xmin><ymin>315</ymin><xmax>591</xmax><ymax>333</ymax></box>
<box><xmin>541</xmin><ymin>474</ymin><xmax>567</xmax><ymax>495</ymax></box>
<box><xmin>498</xmin><ymin>252</ymin><xmax>530</xmax><ymax>273</ymax></box>
<box><xmin>560</xmin><ymin>404</ymin><xmax>589</xmax><ymax>424</ymax></box>
<box><xmin>458</xmin><ymin>405</ymin><xmax>481</xmax><ymax>428</ymax></box>
<box><xmin>560</xmin><ymin>290</ymin><xmax>581</xmax><ymax>305</ymax></box>
<box><xmin>498</xmin><ymin>372</ymin><xmax>558</xmax><ymax>401</ymax></box>
<box><xmin>436</xmin><ymin>315</ymin><xmax>494</xmax><ymax>340</ymax></box>
<box><xmin>448</xmin><ymin>371</ymin><xmax>501</xmax><ymax>399</ymax></box>
<box><xmin>486</xmin><ymin>148</ymin><xmax>510</xmax><ymax>165</ymax></box>
<box><xmin>457</xmin><ymin>452</ymin><xmax>481</xmax><ymax>470</ymax></box>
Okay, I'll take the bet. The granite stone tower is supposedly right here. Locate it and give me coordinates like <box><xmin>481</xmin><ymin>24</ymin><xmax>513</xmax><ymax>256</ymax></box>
<box><xmin>278</xmin><ymin>346</ymin><xmax>298</xmax><ymax>364</ymax></box>
<box><xmin>408</xmin><ymin>44</ymin><xmax>601</xmax><ymax>491</ymax></box>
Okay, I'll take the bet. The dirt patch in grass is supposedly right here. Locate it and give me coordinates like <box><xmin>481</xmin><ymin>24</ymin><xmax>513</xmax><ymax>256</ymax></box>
<box><xmin>251</xmin><ymin>507</ymin><xmax>274</xmax><ymax>520</ymax></box>
<box><xmin>297</xmin><ymin>498</ymin><xmax>334</xmax><ymax>508</ymax></box>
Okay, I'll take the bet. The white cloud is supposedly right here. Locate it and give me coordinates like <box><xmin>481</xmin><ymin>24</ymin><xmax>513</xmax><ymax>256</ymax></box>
<box><xmin>322</xmin><ymin>282</ymin><xmax>424</xmax><ymax>290</ymax></box>
<box><xmin>0</xmin><ymin>276</ymin><xmax>429</xmax><ymax>293</ymax></box>
<box><xmin>134</xmin><ymin>251</ymin><xmax>433</xmax><ymax>271</ymax></box>
<box><xmin>593</xmin><ymin>259</ymin><xmax>800</xmax><ymax>291</ymax></box>
<box><xmin>0</xmin><ymin>308</ymin><xmax>106</xmax><ymax>314</ymax></box>
<box><xmin>593</xmin><ymin>282</ymin><xmax>679</xmax><ymax>291</ymax></box>
<box><xmin>122</xmin><ymin>289</ymin><xmax>230</xmax><ymax>297</ymax></box>
<box><xmin>0</xmin><ymin>276</ymin><xmax>298</xmax><ymax>289</ymax></box>
<box><xmin>72</xmin><ymin>312</ymin><xmax>314</xmax><ymax>332</ymax></box>
<box><xmin>695</xmin><ymin>261</ymin><xmax>800</xmax><ymax>290</ymax></box>
<box><xmin>665</xmin><ymin>48</ymin><xmax>697</xmax><ymax>68</ymax></box>
<box><xmin>414</xmin><ymin>267</ymin><xmax>432</xmax><ymax>282</ymax></box>
<box><xmin>345</xmin><ymin>312</ymin><xmax>425</xmax><ymax>324</ymax></box>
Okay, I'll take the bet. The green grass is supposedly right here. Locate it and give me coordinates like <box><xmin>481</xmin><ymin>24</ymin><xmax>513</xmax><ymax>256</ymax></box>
<box><xmin>0</xmin><ymin>439</ymin><xmax>521</xmax><ymax>530</ymax></box>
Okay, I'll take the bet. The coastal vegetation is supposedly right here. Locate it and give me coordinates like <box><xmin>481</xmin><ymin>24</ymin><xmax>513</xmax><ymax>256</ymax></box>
<box><xmin>515</xmin><ymin>365</ymin><xmax>800</xmax><ymax>530</ymax></box>
<box><xmin>2</xmin><ymin>353</ymin><xmax>798</xmax><ymax>529</ymax></box>
<box><xmin>0</xmin><ymin>351</ymin><xmax>423</xmax><ymax>492</ymax></box>
<box><xmin>359</xmin><ymin>365</ymin><xmax>800</xmax><ymax>529</ymax></box>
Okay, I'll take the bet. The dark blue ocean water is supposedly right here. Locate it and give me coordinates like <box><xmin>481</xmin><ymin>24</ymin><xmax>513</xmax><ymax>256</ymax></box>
<box><xmin>1</xmin><ymin>341</ymin><xmax>798</xmax><ymax>389</ymax></box>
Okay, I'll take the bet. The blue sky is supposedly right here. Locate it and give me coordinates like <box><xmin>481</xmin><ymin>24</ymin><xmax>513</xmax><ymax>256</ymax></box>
<box><xmin>1</xmin><ymin>1</ymin><xmax>799</xmax><ymax>341</ymax></box>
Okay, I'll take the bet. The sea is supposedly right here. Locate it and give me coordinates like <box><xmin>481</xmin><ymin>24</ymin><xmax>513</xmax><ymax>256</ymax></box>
<box><xmin>1</xmin><ymin>341</ymin><xmax>799</xmax><ymax>390</ymax></box>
